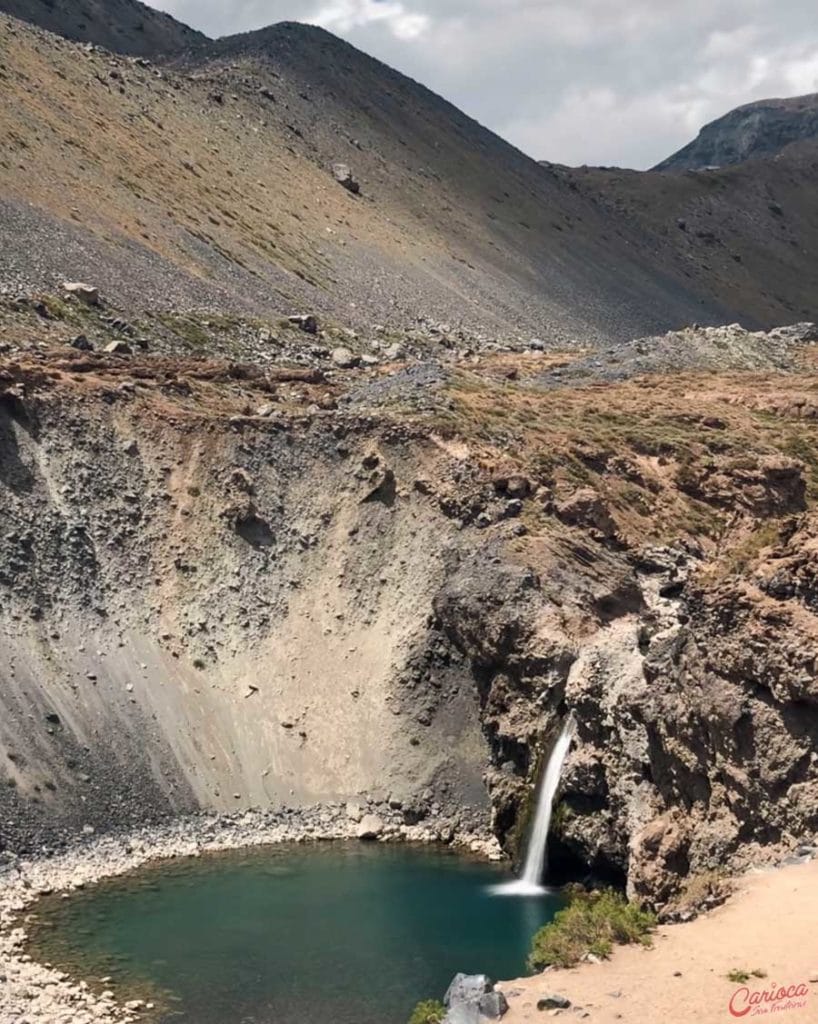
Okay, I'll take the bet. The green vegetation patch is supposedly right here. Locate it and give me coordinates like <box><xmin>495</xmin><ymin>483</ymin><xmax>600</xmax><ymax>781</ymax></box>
<box><xmin>407</xmin><ymin>999</ymin><xmax>446</xmax><ymax>1024</ymax></box>
<box><xmin>528</xmin><ymin>887</ymin><xmax>656</xmax><ymax>971</ymax></box>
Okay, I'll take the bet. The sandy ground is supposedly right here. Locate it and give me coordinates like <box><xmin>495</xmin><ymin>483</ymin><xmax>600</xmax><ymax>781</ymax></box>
<box><xmin>501</xmin><ymin>859</ymin><xmax>818</xmax><ymax>1024</ymax></box>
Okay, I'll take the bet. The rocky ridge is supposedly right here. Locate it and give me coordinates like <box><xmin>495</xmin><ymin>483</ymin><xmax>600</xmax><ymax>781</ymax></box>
<box><xmin>655</xmin><ymin>93</ymin><xmax>818</xmax><ymax>171</ymax></box>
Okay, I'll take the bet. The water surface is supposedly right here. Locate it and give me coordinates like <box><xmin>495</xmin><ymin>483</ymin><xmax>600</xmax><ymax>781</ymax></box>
<box><xmin>30</xmin><ymin>843</ymin><xmax>561</xmax><ymax>1024</ymax></box>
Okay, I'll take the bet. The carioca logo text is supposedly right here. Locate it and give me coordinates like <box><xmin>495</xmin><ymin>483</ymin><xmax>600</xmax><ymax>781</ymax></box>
<box><xmin>729</xmin><ymin>981</ymin><xmax>809</xmax><ymax>1017</ymax></box>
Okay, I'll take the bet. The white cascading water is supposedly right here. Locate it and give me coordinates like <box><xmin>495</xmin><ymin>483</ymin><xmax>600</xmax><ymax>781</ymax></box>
<box><xmin>490</xmin><ymin>714</ymin><xmax>575</xmax><ymax>897</ymax></box>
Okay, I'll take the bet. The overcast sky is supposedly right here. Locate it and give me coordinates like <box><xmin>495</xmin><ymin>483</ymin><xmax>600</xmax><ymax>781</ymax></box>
<box><xmin>146</xmin><ymin>0</ymin><xmax>818</xmax><ymax>169</ymax></box>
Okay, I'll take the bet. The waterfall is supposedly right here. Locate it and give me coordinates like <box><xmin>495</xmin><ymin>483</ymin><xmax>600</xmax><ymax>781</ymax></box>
<box><xmin>490</xmin><ymin>714</ymin><xmax>575</xmax><ymax>897</ymax></box>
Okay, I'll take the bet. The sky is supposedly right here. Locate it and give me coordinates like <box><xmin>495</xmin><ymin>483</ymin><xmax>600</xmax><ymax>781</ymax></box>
<box><xmin>146</xmin><ymin>0</ymin><xmax>818</xmax><ymax>169</ymax></box>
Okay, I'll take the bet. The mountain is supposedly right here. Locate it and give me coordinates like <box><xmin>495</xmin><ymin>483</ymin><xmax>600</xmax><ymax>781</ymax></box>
<box><xmin>655</xmin><ymin>93</ymin><xmax>818</xmax><ymax>171</ymax></box>
<box><xmin>555</xmin><ymin>142</ymin><xmax>818</xmax><ymax>327</ymax></box>
<box><xmin>2</xmin><ymin>8</ymin><xmax>818</xmax><ymax>1017</ymax></box>
<box><xmin>1</xmin><ymin>6</ymin><xmax>818</xmax><ymax>340</ymax></box>
<box><xmin>0</xmin><ymin>0</ymin><xmax>205</xmax><ymax>55</ymax></box>
<box><xmin>0</xmin><ymin>10</ymin><xmax>772</xmax><ymax>345</ymax></box>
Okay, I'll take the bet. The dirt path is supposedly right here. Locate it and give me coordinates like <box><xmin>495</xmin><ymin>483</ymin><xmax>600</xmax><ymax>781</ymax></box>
<box><xmin>501</xmin><ymin>859</ymin><xmax>818</xmax><ymax>1024</ymax></box>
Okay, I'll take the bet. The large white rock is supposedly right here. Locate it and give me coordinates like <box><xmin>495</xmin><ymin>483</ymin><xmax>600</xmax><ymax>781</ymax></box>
<box><xmin>62</xmin><ymin>282</ymin><xmax>100</xmax><ymax>306</ymax></box>
<box><xmin>356</xmin><ymin>814</ymin><xmax>384</xmax><ymax>840</ymax></box>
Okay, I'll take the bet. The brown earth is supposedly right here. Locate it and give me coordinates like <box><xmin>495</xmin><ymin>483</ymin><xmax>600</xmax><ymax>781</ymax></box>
<box><xmin>501</xmin><ymin>859</ymin><xmax>818</xmax><ymax>1024</ymax></box>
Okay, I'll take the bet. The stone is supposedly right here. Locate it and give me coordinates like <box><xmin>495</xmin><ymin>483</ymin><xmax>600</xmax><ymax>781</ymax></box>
<box><xmin>332</xmin><ymin>162</ymin><xmax>361</xmax><ymax>194</ymax></box>
<box><xmin>332</xmin><ymin>347</ymin><xmax>360</xmax><ymax>369</ymax></box>
<box><xmin>287</xmin><ymin>314</ymin><xmax>318</xmax><ymax>335</ymax></box>
<box><xmin>556</xmin><ymin>488</ymin><xmax>616</xmax><ymax>538</ymax></box>
<box><xmin>537</xmin><ymin>995</ymin><xmax>571</xmax><ymax>1011</ymax></box>
<box><xmin>445</xmin><ymin>974</ymin><xmax>493</xmax><ymax>1007</ymax></box>
<box><xmin>478</xmin><ymin>990</ymin><xmax>509</xmax><ymax>1019</ymax></box>
<box><xmin>346</xmin><ymin>801</ymin><xmax>364</xmax><ymax>823</ymax></box>
<box><xmin>385</xmin><ymin>343</ymin><xmax>404</xmax><ymax>360</ymax></box>
<box><xmin>506</xmin><ymin>475</ymin><xmax>531</xmax><ymax>499</ymax></box>
<box><xmin>356</xmin><ymin>814</ymin><xmax>384</xmax><ymax>840</ymax></box>
<box><xmin>104</xmin><ymin>340</ymin><xmax>132</xmax><ymax>355</ymax></box>
<box><xmin>62</xmin><ymin>282</ymin><xmax>100</xmax><ymax>305</ymax></box>
<box><xmin>68</xmin><ymin>335</ymin><xmax>93</xmax><ymax>351</ymax></box>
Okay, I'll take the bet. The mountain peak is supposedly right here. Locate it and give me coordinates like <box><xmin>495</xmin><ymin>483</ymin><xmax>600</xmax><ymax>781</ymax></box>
<box><xmin>0</xmin><ymin>0</ymin><xmax>206</xmax><ymax>56</ymax></box>
<box><xmin>655</xmin><ymin>92</ymin><xmax>818</xmax><ymax>171</ymax></box>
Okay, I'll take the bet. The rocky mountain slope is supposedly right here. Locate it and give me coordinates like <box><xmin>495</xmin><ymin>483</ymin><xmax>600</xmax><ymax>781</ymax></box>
<box><xmin>655</xmin><ymin>93</ymin><xmax>818</xmax><ymax>171</ymax></box>
<box><xmin>0</xmin><ymin>0</ymin><xmax>204</xmax><ymax>55</ymax></box>
<box><xmin>555</xmin><ymin>142</ymin><xmax>818</xmax><ymax>328</ymax></box>
<box><xmin>1</xmin><ymin>10</ymin><xmax>817</xmax><ymax>345</ymax></box>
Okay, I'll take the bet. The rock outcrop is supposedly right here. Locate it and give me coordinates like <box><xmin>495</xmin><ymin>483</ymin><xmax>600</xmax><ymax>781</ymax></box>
<box><xmin>655</xmin><ymin>93</ymin><xmax>818</xmax><ymax>171</ymax></box>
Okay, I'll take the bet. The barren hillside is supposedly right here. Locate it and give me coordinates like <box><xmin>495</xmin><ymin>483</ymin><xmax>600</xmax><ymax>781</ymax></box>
<box><xmin>0</xmin><ymin>0</ymin><xmax>204</xmax><ymax>55</ymax></box>
<box><xmin>0</xmin><ymin>13</ymin><xmax>781</xmax><ymax>345</ymax></box>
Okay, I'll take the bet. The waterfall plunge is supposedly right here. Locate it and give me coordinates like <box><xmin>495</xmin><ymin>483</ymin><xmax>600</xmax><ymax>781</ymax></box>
<box><xmin>490</xmin><ymin>715</ymin><xmax>575</xmax><ymax>897</ymax></box>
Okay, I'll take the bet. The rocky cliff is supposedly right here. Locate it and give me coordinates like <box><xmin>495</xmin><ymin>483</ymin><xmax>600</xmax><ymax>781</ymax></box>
<box><xmin>2</xmin><ymin>310</ymin><xmax>817</xmax><ymax>914</ymax></box>
<box><xmin>655</xmin><ymin>94</ymin><xmax>818</xmax><ymax>171</ymax></box>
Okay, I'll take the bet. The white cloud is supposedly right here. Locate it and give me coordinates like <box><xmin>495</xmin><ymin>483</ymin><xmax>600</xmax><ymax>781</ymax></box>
<box><xmin>147</xmin><ymin>0</ymin><xmax>818</xmax><ymax>168</ymax></box>
<box><xmin>306</xmin><ymin>0</ymin><xmax>429</xmax><ymax>40</ymax></box>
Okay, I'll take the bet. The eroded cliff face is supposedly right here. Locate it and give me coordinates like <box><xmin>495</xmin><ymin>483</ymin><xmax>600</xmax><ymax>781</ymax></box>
<box><xmin>0</xmin><ymin>379</ymin><xmax>491</xmax><ymax>851</ymax></box>
<box><xmin>2</xmin><ymin>338</ymin><xmax>817</xmax><ymax>915</ymax></box>
<box><xmin>432</xmin><ymin>525</ymin><xmax>818</xmax><ymax>914</ymax></box>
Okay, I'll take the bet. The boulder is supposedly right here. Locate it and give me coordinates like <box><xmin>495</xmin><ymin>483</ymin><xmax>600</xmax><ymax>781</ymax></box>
<box><xmin>356</xmin><ymin>814</ymin><xmax>384</xmax><ymax>840</ymax></box>
<box><xmin>346</xmin><ymin>801</ymin><xmax>364</xmax><ymax>823</ymax></box>
<box><xmin>62</xmin><ymin>282</ymin><xmax>100</xmax><ymax>305</ymax></box>
<box><xmin>332</xmin><ymin>162</ymin><xmax>361</xmax><ymax>194</ymax></box>
<box><xmin>68</xmin><ymin>334</ymin><xmax>93</xmax><ymax>351</ymax></box>
<box><xmin>506</xmin><ymin>475</ymin><xmax>531</xmax><ymax>499</ymax></box>
<box><xmin>556</xmin><ymin>487</ymin><xmax>616</xmax><ymax>538</ymax></box>
<box><xmin>442</xmin><ymin>975</ymin><xmax>497</xmax><ymax>1024</ymax></box>
<box><xmin>478</xmin><ymin>991</ymin><xmax>509</xmax><ymax>1019</ymax></box>
<box><xmin>444</xmin><ymin>974</ymin><xmax>493</xmax><ymax>1007</ymax></box>
<box><xmin>287</xmin><ymin>314</ymin><xmax>318</xmax><ymax>335</ymax></box>
<box><xmin>332</xmin><ymin>347</ymin><xmax>360</xmax><ymax>369</ymax></box>
<box><xmin>104</xmin><ymin>340</ymin><xmax>132</xmax><ymax>355</ymax></box>
<box><xmin>444</xmin><ymin>1005</ymin><xmax>480</xmax><ymax>1024</ymax></box>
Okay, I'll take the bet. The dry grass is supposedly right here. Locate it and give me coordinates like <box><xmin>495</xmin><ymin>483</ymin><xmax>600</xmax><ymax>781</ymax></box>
<box><xmin>431</xmin><ymin>365</ymin><xmax>818</xmax><ymax>556</ymax></box>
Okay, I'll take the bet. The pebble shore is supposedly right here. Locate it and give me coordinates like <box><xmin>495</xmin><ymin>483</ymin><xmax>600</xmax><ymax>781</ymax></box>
<box><xmin>0</xmin><ymin>802</ymin><xmax>502</xmax><ymax>1024</ymax></box>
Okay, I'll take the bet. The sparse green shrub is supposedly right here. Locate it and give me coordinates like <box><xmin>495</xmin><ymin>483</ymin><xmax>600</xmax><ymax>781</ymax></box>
<box><xmin>407</xmin><ymin>999</ymin><xmax>446</xmax><ymax>1024</ymax></box>
<box><xmin>727</xmin><ymin>968</ymin><xmax>767</xmax><ymax>983</ymax></box>
<box><xmin>528</xmin><ymin>887</ymin><xmax>656</xmax><ymax>971</ymax></box>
